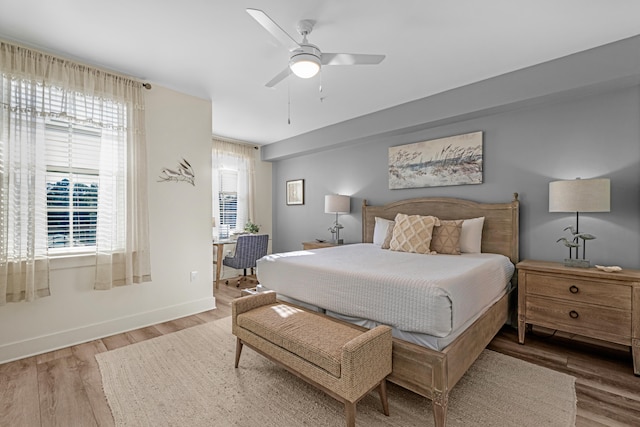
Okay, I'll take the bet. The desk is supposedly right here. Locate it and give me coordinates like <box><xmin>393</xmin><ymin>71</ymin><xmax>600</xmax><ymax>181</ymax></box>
<box><xmin>213</xmin><ymin>240</ymin><xmax>235</xmax><ymax>289</ymax></box>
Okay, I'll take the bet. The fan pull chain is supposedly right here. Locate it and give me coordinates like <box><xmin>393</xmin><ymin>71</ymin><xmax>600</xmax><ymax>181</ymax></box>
<box><xmin>319</xmin><ymin>71</ymin><xmax>323</xmax><ymax>103</ymax></box>
<box><xmin>287</xmin><ymin>78</ymin><xmax>291</xmax><ymax>124</ymax></box>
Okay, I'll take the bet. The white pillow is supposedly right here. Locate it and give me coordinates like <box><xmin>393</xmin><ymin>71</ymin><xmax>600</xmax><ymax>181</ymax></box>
<box><xmin>460</xmin><ymin>217</ymin><xmax>485</xmax><ymax>253</ymax></box>
<box><xmin>373</xmin><ymin>217</ymin><xmax>394</xmax><ymax>245</ymax></box>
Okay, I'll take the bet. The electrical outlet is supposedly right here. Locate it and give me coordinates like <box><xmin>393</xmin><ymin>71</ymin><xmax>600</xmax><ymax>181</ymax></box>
<box><xmin>190</xmin><ymin>271</ymin><xmax>198</xmax><ymax>282</ymax></box>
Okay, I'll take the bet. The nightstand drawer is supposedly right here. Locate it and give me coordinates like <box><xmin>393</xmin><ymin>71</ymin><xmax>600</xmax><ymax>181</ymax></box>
<box><xmin>526</xmin><ymin>273</ymin><xmax>631</xmax><ymax>310</ymax></box>
<box><xmin>526</xmin><ymin>296</ymin><xmax>632</xmax><ymax>341</ymax></box>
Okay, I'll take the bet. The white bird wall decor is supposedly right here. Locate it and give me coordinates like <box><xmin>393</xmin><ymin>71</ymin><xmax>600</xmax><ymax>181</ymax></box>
<box><xmin>159</xmin><ymin>158</ymin><xmax>195</xmax><ymax>186</ymax></box>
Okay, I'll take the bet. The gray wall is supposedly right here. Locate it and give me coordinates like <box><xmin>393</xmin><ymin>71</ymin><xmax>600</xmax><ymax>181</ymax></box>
<box><xmin>272</xmin><ymin>85</ymin><xmax>640</xmax><ymax>269</ymax></box>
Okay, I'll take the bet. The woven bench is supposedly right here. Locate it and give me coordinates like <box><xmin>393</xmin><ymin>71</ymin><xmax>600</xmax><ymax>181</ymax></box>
<box><xmin>232</xmin><ymin>291</ymin><xmax>392</xmax><ymax>427</ymax></box>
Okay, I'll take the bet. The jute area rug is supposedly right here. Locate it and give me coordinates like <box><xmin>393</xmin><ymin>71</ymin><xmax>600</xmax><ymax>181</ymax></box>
<box><xmin>96</xmin><ymin>317</ymin><xmax>576</xmax><ymax>426</ymax></box>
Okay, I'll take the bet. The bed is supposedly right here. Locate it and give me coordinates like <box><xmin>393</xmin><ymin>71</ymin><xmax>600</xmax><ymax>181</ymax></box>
<box><xmin>257</xmin><ymin>195</ymin><xmax>519</xmax><ymax>427</ymax></box>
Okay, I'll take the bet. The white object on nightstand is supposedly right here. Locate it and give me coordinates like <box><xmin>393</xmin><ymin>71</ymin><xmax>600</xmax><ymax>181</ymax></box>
<box><xmin>595</xmin><ymin>265</ymin><xmax>622</xmax><ymax>272</ymax></box>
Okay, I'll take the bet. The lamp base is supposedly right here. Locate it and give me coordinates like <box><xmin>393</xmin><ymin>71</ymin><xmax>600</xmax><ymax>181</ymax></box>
<box><xmin>563</xmin><ymin>258</ymin><xmax>590</xmax><ymax>268</ymax></box>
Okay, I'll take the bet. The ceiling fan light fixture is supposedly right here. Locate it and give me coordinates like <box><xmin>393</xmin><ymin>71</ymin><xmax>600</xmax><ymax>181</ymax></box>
<box><xmin>289</xmin><ymin>53</ymin><xmax>321</xmax><ymax>78</ymax></box>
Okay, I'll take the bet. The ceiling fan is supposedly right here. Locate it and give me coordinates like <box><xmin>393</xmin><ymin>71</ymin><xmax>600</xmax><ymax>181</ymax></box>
<box><xmin>247</xmin><ymin>8</ymin><xmax>386</xmax><ymax>88</ymax></box>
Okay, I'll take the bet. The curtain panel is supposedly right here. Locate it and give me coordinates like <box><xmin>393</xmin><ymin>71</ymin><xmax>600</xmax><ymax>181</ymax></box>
<box><xmin>0</xmin><ymin>41</ymin><xmax>151</xmax><ymax>303</ymax></box>
<box><xmin>211</xmin><ymin>139</ymin><xmax>256</xmax><ymax>235</ymax></box>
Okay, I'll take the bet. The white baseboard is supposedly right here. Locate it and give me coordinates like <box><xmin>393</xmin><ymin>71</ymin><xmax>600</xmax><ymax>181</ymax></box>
<box><xmin>0</xmin><ymin>296</ymin><xmax>216</xmax><ymax>364</ymax></box>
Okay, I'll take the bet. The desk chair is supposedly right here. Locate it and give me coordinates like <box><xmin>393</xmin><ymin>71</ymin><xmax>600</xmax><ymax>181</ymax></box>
<box><xmin>223</xmin><ymin>234</ymin><xmax>268</xmax><ymax>287</ymax></box>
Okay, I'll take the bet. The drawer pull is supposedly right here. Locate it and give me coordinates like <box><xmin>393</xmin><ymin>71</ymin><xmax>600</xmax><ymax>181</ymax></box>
<box><xmin>569</xmin><ymin>285</ymin><xmax>579</xmax><ymax>294</ymax></box>
<box><xmin>569</xmin><ymin>310</ymin><xmax>579</xmax><ymax>319</ymax></box>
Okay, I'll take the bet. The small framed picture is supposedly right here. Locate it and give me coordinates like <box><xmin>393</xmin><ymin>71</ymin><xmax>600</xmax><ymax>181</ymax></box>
<box><xmin>286</xmin><ymin>179</ymin><xmax>304</xmax><ymax>205</ymax></box>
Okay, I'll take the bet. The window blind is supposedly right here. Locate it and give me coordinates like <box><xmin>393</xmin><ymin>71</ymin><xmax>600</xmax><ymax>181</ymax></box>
<box><xmin>45</xmin><ymin>119</ymin><xmax>101</xmax><ymax>249</ymax></box>
<box><xmin>218</xmin><ymin>170</ymin><xmax>238</xmax><ymax>230</ymax></box>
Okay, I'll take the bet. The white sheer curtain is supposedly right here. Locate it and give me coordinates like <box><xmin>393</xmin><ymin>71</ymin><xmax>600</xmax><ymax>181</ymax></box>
<box><xmin>94</xmin><ymin>84</ymin><xmax>151</xmax><ymax>289</ymax></box>
<box><xmin>0</xmin><ymin>41</ymin><xmax>151</xmax><ymax>302</ymax></box>
<box><xmin>211</xmin><ymin>138</ymin><xmax>256</xmax><ymax>234</ymax></box>
<box><xmin>0</xmin><ymin>50</ymin><xmax>50</xmax><ymax>303</ymax></box>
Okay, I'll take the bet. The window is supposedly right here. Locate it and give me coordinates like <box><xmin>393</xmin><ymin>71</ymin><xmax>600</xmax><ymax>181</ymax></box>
<box><xmin>2</xmin><ymin>78</ymin><xmax>125</xmax><ymax>255</ymax></box>
<box><xmin>45</xmin><ymin>119</ymin><xmax>101</xmax><ymax>250</ymax></box>
<box><xmin>211</xmin><ymin>139</ymin><xmax>256</xmax><ymax>240</ymax></box>
<box><xmin>218</xmin><ymin>170</ymin><xmax>238</xmax><ymax>238</ymax></box>
<box><xmin>1</xmin><ymin>40</ymin><xmax>151</xmax><ymax>300</ymax></box>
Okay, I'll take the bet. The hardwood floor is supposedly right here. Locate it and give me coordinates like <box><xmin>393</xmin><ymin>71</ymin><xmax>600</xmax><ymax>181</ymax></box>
<box><xmin>2</xmin><ymin>284</ymin><xmax>639</xmax><ymax>426</ymax></box>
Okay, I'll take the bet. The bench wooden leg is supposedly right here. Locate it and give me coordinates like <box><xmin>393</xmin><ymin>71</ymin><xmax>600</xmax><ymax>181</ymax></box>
<box><xmin>344</xmin><ymin>401</ymin><xmax>356</xmax><ymax>427</ymax></box>
<box><xmin>234</xmin><ymin>338</ymin><xmax>243</xmax><ymax>368</ymax></box>
<box><xmin>378</xmin><ymin>379</ymin><xmax>389</xmax><ymax>416</ymax></box>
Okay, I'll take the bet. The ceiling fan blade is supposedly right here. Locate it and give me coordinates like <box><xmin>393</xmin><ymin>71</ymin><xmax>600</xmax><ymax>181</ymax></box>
<box><xmin>247</xmin><ymin>8</ymin><xmax>300</xmax><ymax>51</ymax></box>
<box><xmin>321</xmin><ymin>53</ymin><xmax>386</xmax><ymax>66</ymax></box>
<box><xmin>265</xmin><ymin>67</ymin><xmax>291</xmax><ymax>88</ymax></box>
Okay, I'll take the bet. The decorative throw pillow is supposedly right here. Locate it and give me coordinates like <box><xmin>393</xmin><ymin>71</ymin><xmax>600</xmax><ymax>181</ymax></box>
<box><xmin>431</xmin><ymin>219</ymin><xmax>463</xmax><ymax>255</ymax></box>
<box><xmin>460</xmin><ymin>216</ymin><xmax>485</xmax><ymax>253</ymax></box>
<box><xmin>373</xmin><ymin>217</ymin><xmax>394</xmax><ymax>246</ymax></box>
<box><xmin>389</xmin><ymin>213</ymin><xmax>440</xmax><ymax>254</ymax></box>
<box><xmin>381</xmin><ymin>221</ymin><xmax>395</xmax><ymax>249</ymax></box>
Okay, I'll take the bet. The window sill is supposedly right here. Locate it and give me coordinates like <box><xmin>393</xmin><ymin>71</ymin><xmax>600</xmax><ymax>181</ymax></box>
<box><xmin>49</xmin><ymin>252</ymin><xmax>96</xmax><ymax>270</ymax></box>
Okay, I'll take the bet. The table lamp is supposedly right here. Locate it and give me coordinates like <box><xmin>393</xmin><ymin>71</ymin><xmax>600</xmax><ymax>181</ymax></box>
<box><xmin>325</xmin><ymin>195</ymin><xmax>350</xmax><ymax>244</ymax></box>
<box><xmin>549</xmin><ymin>177</ymin><xmax>610</xmax><ymax>267</ymax></box>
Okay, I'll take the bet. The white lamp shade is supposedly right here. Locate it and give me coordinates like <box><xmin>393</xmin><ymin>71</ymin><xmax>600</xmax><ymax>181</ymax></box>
<box><xmin>549</xmin><ymin>178</ymin><xmax>610</xmax><ymax>213</ymax></box>
<box><xmin>325</xmin><ymin>195</ymin><xmax>350</xmax><ymax>214</ymax></box>
<box><xmin>289</xmin><ymin>53</ymin><xmax>320</xmax><ymax>78</ymax></box>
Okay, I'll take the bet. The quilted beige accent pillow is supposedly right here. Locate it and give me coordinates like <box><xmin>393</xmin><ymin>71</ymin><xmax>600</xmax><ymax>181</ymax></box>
<box><xmin>431</xmin><ymin>219</ymin><xmax>463</xmax><ymax>255</ymax></box>
<box><xmin>381</xmin><ymin>221</ymin><xmax>395</xmax><ymax>249</ymax></box>
<box><xmin>389</xmin><ymin>213</ymin><xmax>440</xmax><ymax>254</ymax></box>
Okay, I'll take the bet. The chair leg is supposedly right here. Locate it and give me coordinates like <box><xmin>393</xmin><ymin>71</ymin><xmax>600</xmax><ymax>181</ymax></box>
<box><xmin>237</xmin><ymin>268</ymin><xmax>248</xmax><ymax>287</ymax></box>
<box><xmin>235</xmin><ymin>338</ymin><xmax>243</xmax><ymax>368</ymax></box>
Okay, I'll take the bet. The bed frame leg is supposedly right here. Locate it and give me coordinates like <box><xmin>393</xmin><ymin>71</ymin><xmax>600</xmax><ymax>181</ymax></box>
<box><xmin>432</xmin><ymin>391</ymin><xmax>448</xmax><ymax>427</ymax></box>
<box><xmin>234</xmin><ymin>338</ymin><xmax>243</xmax><ymax>368</ymax></box>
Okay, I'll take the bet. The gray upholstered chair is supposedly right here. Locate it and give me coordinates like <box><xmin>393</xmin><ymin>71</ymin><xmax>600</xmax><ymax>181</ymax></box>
<box><xmin>223</xmin><ymin>234</ymin><xmax>269</xmax><ymax>287</ymax></box>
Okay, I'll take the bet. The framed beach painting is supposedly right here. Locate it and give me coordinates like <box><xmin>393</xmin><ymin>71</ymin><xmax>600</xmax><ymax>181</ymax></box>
<box><xmin>388</xmin><ymin>131</ymin><xmax>483</xmax><ymax>189</ymax></box>
<box><xmin>286</xmin><ymin>179</ymin><xmax>304</xmax><ymax>205</ymax></box>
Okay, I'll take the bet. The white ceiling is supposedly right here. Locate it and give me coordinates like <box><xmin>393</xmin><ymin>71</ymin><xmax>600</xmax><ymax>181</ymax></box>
<box><xmin>1</xmin><ymin>0</ymin><xmax>640</xmax><ymax>145</ymax></box>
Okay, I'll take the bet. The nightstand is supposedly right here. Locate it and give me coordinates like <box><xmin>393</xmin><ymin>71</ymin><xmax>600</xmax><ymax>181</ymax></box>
<box><xmin>517</xmin><ymin>259</ymin><xmax>640</xmax><ymax>375</ymax></box>
<box><xmin>302</xmin><ymin>241</ymin><xmax>339</xmax><ymax>250</ymax></box>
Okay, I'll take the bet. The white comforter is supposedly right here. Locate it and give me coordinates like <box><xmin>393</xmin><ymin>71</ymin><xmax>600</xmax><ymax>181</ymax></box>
<box><xmin>256</xmin><ymin>243</ymin><xmax>514</xmax><ymax>337</ymax></box>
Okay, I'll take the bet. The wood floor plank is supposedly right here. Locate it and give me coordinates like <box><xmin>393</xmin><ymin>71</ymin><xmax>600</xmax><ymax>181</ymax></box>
<box><xmin>577</xmin><ymin>378</ymin><xmax>640</xmax><ymax>406</ymax></box>
<box><xmin>126</xmin><ymin>325</ymin><xmax>162</xmax><ymax>343</ymax></box>
<box><xmin>0</xmin><ymin>357</ymin><xmax>41</xmax><ymax>427</ymax></box>
<box><xmin>194</xmin><ymin>308</ymin><xmax>227</xmax><ymax>323</ymax></box>
<box><xmin>101</xmin><ymin>332</ymin><xmax>135</xmax><ymax>351</ymax></box>
<box><xmin>576</xmin><ymin>413</ymin><xmax>626</xmax><ymax>427</ymax></box>
<box><xmin>36</xmin><ymin>347</ymin><xmax>73</xmax><ymax>365</ymax></box>
<box><xmin>38</xmin><ymin>355</ymin><xmax>98</xmax><ymax>427</ymax></box>
<box><xmin>72</xmin><ymin>341</ymin><xmax>115</xmax><ymax>427</ymax></box>
<box><xmin>487</xmin><ymin>331</ymin><xmax>570</xmax><ymax>368</ymax></box>
<box><xmin>153</xmin><ymin>314</ymin><xmax>205</xmax><ymax>335</ymax></box>
<box><xmin>577</xmin><ymin>391</ymin><xmax>640</xmax><ymax>426</ymax></box>
<box><xmin>569</xmin><ymin>353</ymin><xmax>639</xmax><ymax>391</ymax></box>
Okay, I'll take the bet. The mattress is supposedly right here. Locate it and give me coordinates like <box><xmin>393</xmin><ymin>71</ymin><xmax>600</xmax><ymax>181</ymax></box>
<box><xmin>256</xmin><ymin>243</ymin><xmax>514</xmax><ymax>337</ymax></box>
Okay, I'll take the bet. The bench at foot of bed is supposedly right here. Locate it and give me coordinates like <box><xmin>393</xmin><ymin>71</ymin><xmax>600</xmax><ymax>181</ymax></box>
<box><xmin>232</xmin><ymin>291</ymin><xmax>392</xmax><ymax>427</ymax></box>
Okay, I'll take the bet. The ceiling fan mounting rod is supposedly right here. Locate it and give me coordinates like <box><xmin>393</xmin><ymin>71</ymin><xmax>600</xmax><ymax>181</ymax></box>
<box><xmin>296</xmin><ymin>19</ymin><xmax>315</xmax><ymax>37</ymax></box>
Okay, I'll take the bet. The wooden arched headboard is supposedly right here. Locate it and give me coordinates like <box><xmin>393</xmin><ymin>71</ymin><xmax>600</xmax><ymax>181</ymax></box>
<box><xmin>362</xmin><ymin>194</ymin><xmax>519</xmax><ymax>264</ymax></box>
